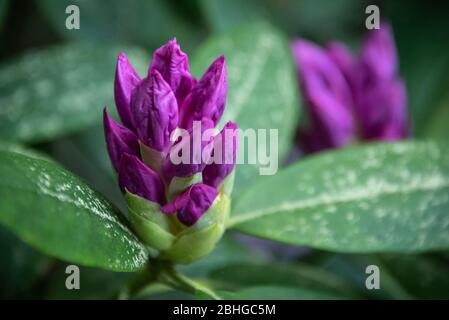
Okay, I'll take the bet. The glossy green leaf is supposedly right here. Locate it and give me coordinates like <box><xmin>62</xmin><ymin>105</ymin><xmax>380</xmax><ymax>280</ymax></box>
<box><xmin>0</xmin><ymin>149</ymin><xmax>147</xmax><ymax>271</ymax></box>
<box><xmin>0</xmin><ymin>44</ymin><xmax>148</xmax><ymax>143</ymax></box>
<box><xmin>191</xmin><ymin>21</ymin><xmax>300</xmax><ymax>195</ymax></box>
<box><xmin>230</xmin><ymin>141</ymin><xmax>449</xmax><ymax>253</ymax></box>
<box><xmin>37</xmin><ymin>0</ymin><xmax>199</xmax><ymax>50</ymax></box>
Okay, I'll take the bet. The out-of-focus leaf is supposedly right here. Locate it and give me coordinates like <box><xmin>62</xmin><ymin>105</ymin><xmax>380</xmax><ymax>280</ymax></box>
<box><xmin>0</xmin><ymin>44</ymin><xmax>148</xmax><ymax>143</ymax></box>
<box><xmin>309</xmin><ymin>253</ymin><xmax>415</xmax><ymax>299</ymax></box>
<box><xmin>44</xmin><ymin>264</ymin><xmax>131</xmax><ymax>299</ymax></box>
<box><xmin>199</xmin><ymin>0</ymin><xmax>268</xmax><ymax>32</ymax></box>
<box><xmin>191</xmin><ymin>21</ymin><xmax>300</xmax><ymax>196</ymax></box>
<box><xmin>208</xmin><ymin>262</ymin><xmax>359</xmax><ymax>298</ymax></box>
<box><xmin>379</xmin><ymin>253</ymin><xmax>449</xmax><ymax>299</ymax></box>
<box><xmin>268</xmin><ymin>0</ymin><xmax>365</xmax><ymax>42</ymax></box>
<box><xmin>0</xmin><ymin>149</ymin><xmax>147</xmax><ymax>272</ymax></box>
<box><xmin>0</xmin><ymin>225</ymin><xmax>51</xmax><ymax>299</ymax></box>
<box><xmin>49</xmin><ymin>124</ymin><xmax>124</xmax><ymax>210</ymax></box>
<box><xmin>0</xmin><ymin>141</ymin><xmax>54</xmax><ymax>162</ymax></box>
<box><xmin>230</xmin><ymin>142</ymin><xmax>449</xmax><ymax>253</ymax></box>
<box><xmin>37</xmin><ymin>0</ymin><xmax>199</xmax><ymax>50</ymax></box>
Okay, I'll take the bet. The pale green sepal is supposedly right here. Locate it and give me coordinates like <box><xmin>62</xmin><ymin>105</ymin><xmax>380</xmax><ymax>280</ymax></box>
<box><xmin>160</xmin><ymin>223</ymin><xmax>225</xmax><ymax>264</ymax></box>
<box><xmin>218</xmin><ymin>170</ymin><xmax>235</xmax><ymax>196</ymax></box>
<box><xmin>139</xmin><ymin>142</ymin><xmax>164</xmax><ymax>176</ymax></box>
<box><xmin>190</xmin><ymin>192</ymin><xmax>231</xmax><ymax>231</ymax></box>
<box><xmin>161</xmin><ymin>192</ymin><xmax>231</xmax><ymax>263</ymax></box>
<box><xmin>125</xmin><ymin>191</ymin><xmax>177</xmax><ymax>251</ymax></box>
<box><xmin>128</xmin><ymin>209</ymin><xmax>175</xmax><ymax>251</ymax></box>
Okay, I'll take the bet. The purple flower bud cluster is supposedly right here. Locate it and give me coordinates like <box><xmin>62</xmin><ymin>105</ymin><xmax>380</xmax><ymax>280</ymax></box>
<box><xmin>292</xmin><ymin>23</ymin><xmax>409</xmax><ymax>153</ymax></box>
<box><xmin>104</xmin><ymin>39</ymin><xmax>237</xmax><ymax>226</ymax></box>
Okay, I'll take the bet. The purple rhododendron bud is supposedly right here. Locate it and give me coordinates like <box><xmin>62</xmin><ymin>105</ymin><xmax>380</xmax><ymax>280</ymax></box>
<box><xmin>118</xmin><ymin>153</ymin><xmax>165</xmax><ymax>205</ymax></box>
<box><xmin>292</xmin><ymin>22</ymin><xmax>409</xmax><ymax>153</ymax></box>
<box><xmin>203</xmin><ymin>121</ymin><xmax>238</xmax><ymax>189</ymax></box>
<box><xmin>130</xmin><ymin>70</ymin><xmax>178</xmax><ymax>152</ymax></box>
<box><xmin>291</xmin><ymin>39</ymin><xmax>355</xmax><ymax>152</ymax></box>
<box><xmin>162</xmin><ymin>183</ymin><xmax>217</xmax><ymax>226</ymax></box>
<box><xmin>356</xmin><ymin>22</ymin><xmax>408</xmax><ymax>141</ymax></box>
<box><xmin>149</xmin><ymin>38</ymin><xmax>194</xmax><ymax>107</ymax></box>
<box><xmin>162</xmin><ymin>118</ymin><xmax>215</xmax><ymax>180</ymax></box>
<box><xmin>103</xmin><ymin>108</ymin><xmax>140</xmax><ymax>172</ymax></box>
<box><xmin>104</xmin><ymin>39</ymin><xmax>237</xmax><ymax>229</ymax></box>
<box><xmin>358</xmin><ymin>79</ymin><xmax>408</xmax><ymax>140</ymax></box>
<box><xmin>114</xmin><ymin>52</ymin><xmax>141</xmax><ymax>131</ymax></box>
<box><xmin>179</xmin><ymin>56</ymin><xmax>227</xmax><ymax>130</ymax></box>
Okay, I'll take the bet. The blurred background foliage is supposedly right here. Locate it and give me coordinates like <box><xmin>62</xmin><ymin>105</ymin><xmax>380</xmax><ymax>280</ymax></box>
<box><xmin>0</xmin><ymin>0</ymin><xmax>448</xmax><ymax>299</ymax></box>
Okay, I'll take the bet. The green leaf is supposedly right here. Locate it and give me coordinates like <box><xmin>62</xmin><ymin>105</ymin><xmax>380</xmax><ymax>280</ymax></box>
<box><xmin>37</xmin><ymin>0</ymin><xmax>199</xmax><ymax>50</ymax></box>
<box><xmin>0</xmin><ymin>149</ymin><xmax>147</xmax><ymax>272</ymax></box>
<box><xmin>190</xmin><ymin>21</ymin><xmax>300</xmax><ymax>196</ymax></box>
<box><xmin>0</xmin><ymin>44</ymin><xmax>148</xmax><ymax>143</ymax></box>
<box><xmin>230</xmin><ymin>141</ymin><xmax>449</xmax><ymax>253</ymax></box>
<box><xmin>379</xmin><ymin>253</ymin><xmax>449</xmax><ymax>299</ymax></box>
<box><xmin>208</xmin><ymin>262</ymin><xmax>359</xmax><ymax>298</ymax></box>
<box><xmin>306</xmin><ymin>253</ymin><xmax>415</xmax><ymax>299</ymax></box>
<box><xmin>198</xmin><ymin>0</ymin><xmax>268</xmax><ymax>33</ymax></box>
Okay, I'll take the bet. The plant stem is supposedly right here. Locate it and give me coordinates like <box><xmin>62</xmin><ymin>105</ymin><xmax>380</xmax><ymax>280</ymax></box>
<box><xmin>117</xmin><ymin>258</ymin><xmax>220</xmax><ymax>300</ymax></box>
<box><xmin>161</xmin><ymin>266</ymin><xmax>222</xmax><ymax>300</ymax></box>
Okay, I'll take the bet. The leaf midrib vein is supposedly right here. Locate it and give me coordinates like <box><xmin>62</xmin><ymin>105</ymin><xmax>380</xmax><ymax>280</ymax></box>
<box><xmin>227</xmin><ymin>178</ymin><xmax>449</xmax><ymax>227</ymax></box>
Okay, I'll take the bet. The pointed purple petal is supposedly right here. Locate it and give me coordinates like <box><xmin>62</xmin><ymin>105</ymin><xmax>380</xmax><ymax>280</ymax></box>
<box><xmin>130</xmin><ymin>70</ymin><xmax>178</xmax><ymax>151</ymax></box>
<box><xmin>203</xmin><ymin>121</ymin><xmax>238</xmax><ymax>189</ymax></box>
<box><xmin>179</xmin><ymin>56</ymin><xmax>227</xmax><ymax>130</ymax></box>
<box><xmin>114</xmin><ymin>52</ymin><xmax>141</xmax><ymax>131</ymax></box>
<box><xmin>103</xmin><ymin>108</ymin><xmax>140</xmax><ymax>172</ymax></box>
<box><xmin>118</xmin><ymin>154</ymin><xmax>165</xmax><ymax>204</ymax></box>
<box><xmin>360</xmin><ymin>22</ymin><xmax>398</xmax><ymax>82</ymax></box>
<box><xmin>149</xmin><ymin>38</ymin><xmax>193</xmax><ymax>106</ymax></box>
<box><xmin>162</xmin><ymin>183</ymin><xmax>217</xmax><ymax>226</ymax></box>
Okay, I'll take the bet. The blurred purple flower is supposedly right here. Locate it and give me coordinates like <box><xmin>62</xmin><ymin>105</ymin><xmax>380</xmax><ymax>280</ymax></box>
<box><xmin>292</xmin><ymin>22</ymin><xmax>409</xmax><ymax>153</ymax></box>
<box><xmin>103</xmin><ymin>39</ymin><xmax>237</xmax><ymax>226</ymax></box>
